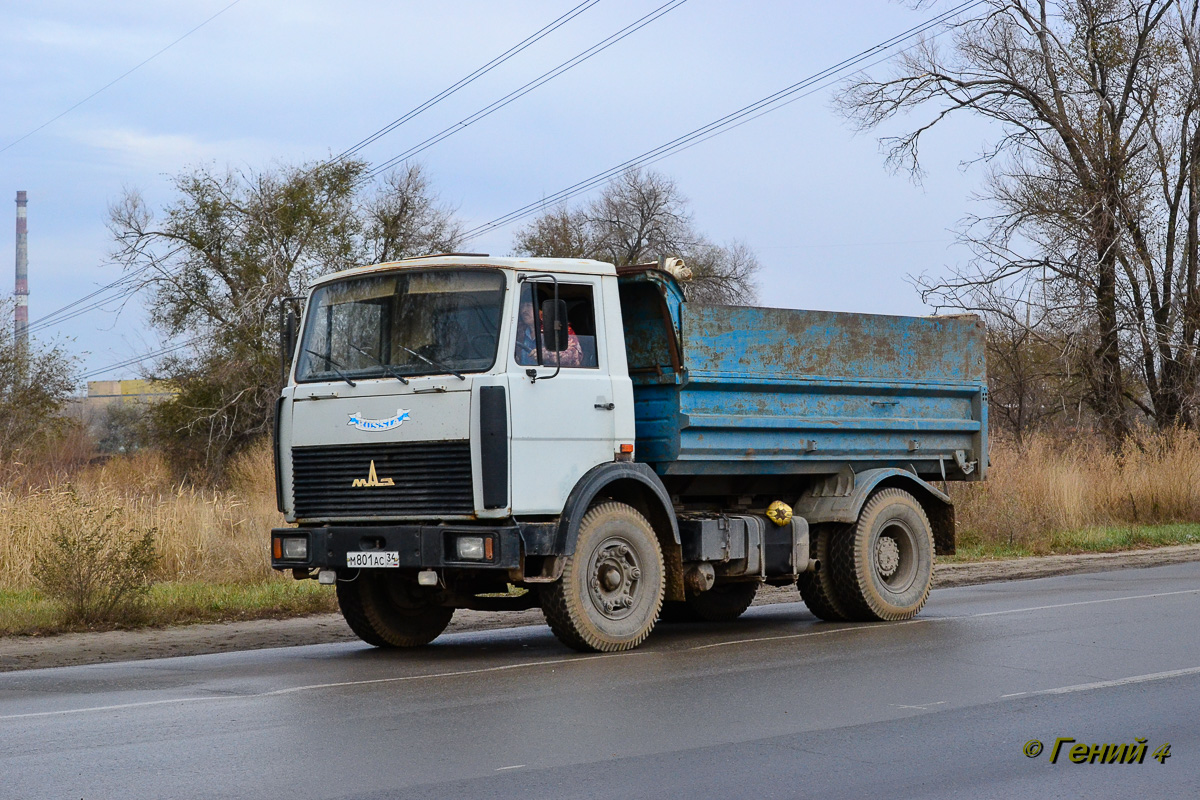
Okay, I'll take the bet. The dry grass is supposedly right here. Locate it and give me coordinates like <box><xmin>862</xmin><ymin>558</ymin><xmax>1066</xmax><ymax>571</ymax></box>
<box><xmin>0</xmin><ymin>440</ymin><xmax>285</xmax><ymax>593</ymax></box>
<box><xmin>3</xmin><ymin>430</ymin><xmax>1200</xmax><ymax>634</ymax></box>
<box><xmin>951</xmin><ymin>428</ymin><xmax>1200</xmax><ymax>554</ymax></box>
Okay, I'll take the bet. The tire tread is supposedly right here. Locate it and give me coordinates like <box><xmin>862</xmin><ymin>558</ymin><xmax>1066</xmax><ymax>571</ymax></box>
<box><xmin>797</xmin><ymin>523</ymin><xmax>849</xmax><ymax>621</ymax></box>
<box><xmin>830</xmin><ymin>488</ymin><xmax>934</xmax><ymax>622</ymax></box>
<box><xmin>336</xmin><ymin>573</ymin><xmax>454</xmax><ymax>647</ymax></box>
<box><xmin>541</xmin><ymin>502</ymin><xmax>664</xmax><ymax>652</ymax></box>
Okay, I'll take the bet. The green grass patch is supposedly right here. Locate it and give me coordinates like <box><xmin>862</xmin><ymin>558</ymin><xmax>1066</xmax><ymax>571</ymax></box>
<box><xmin>0</xmin><ymin>578</ymin><xmax>338</xmax><ymax>637</ymax></box>
<box><xmin>944</xmin><ymin>523</ymin><xmax>1200</xmax><ymax>562</ymax></box>
<box><xmin>0</xmin><ymin>588</ymin><xmax>62</xmax><ymax>636</ymax></box>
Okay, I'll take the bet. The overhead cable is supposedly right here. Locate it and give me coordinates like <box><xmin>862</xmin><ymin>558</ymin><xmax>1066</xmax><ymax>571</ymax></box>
<box><xmin>332</xmin><ymin>0</ymin><xmax>601</xmax><ymax>165</ymax></box>
<box><xmin>0</xmin><ymin>0</ymin><xmax>245</xmax><ymax>156</ymax></box>
<box><xmin>459</xmin><ymin>0</ymin><xmax>983</xmax><ymax>241</ymax></box>
<box><xmin>366</xmin><ymin>0</ymin><xmax>690</xmax><ymax>180</ymax></box>
<box><xmin>79</xmin><ymin>336</ymin><xmax>207</xmax><ymax>381</ymax></box>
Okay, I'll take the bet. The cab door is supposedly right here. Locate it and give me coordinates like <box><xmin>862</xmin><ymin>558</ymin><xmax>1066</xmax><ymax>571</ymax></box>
<box><xmin>507</xmin><ymin>276</ymin><xmax>616</xmax><ymax>515</ymax></box>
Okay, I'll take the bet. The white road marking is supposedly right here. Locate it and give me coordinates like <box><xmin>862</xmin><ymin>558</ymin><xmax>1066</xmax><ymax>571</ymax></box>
<box><xmin>690</xmin><ymin>619</ymin><xmax>927</xmax><ymax>650</ymax></box>
<box><xmin>1001</xmin><ymin>666</ymin><xmax>1200</xmax><ymax>698</ymax></box>
<box><xmin>0</xmin><ymin>653</ymin><xmax>640</xmax><ymax>721</ymax></box>
<box><xmin>495</xmin><ymin>765</ymin><xmax>525</xmax><ymax>771</ymax></box>
<box><xmin>964</xmin><ymin>588</ymin><xmax>1200</xmax><ymax>619</ymax></box>
<box><xmin>691</xmin><ymin>588</ymin><xmax>1200</xmax><ymax>651</ymax></box>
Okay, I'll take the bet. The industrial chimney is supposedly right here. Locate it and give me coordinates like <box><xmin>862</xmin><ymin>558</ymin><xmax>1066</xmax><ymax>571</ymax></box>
<box><xmin>14</xmin><ymin>190</ymin><xmax>29</xmax><ymax>347</ymax></box>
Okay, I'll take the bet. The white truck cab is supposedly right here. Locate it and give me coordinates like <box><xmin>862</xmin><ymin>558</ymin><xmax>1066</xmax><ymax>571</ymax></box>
<box><xmin>276</xmin><ymin>256</ymin><xmax>635</xmax><ymax>524</ymax></box>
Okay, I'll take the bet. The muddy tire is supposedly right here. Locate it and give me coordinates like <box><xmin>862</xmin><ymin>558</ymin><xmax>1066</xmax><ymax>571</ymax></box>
<box><xmin>797</xmin><ymin>523</ymin><xmax>848</xmax><ymax>621</ymax></box>
<box><xmin>336</xmin><ymin>571</ymin><xmax>454</xmax><ymax>647</ymax></box>
<box><xmin>830</xmin><ymin>488</ymin><xmax>934</xmax><ymax>621</ymax></box>
<box><xmin>541</xmin><ymin>502</ymin><xmax>665</xmax><ymax>652</ymax></box>
<box><xmin>684</xmin><ymin>581</ymin><xmax>758</xmax><ymax>622</ymax></box>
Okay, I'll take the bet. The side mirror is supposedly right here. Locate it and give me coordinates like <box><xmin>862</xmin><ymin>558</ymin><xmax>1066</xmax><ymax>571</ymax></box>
<box><xmin>541</xmin><ymin>299</ymin><xmax>569</xmax><ymax>353</ymax></box>
<box><xmin>280</xmin><ymin>308</ymin><xmax>298</xmax><ymax>382</ymax></box>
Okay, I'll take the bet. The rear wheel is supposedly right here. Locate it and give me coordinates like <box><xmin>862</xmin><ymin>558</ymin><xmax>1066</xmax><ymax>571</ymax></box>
<box><xmin>830</xmin><ymin>488</ymin><xmax>934</xmax><ymax>621</ymax></box>
<box><xmin>797</xmin><ymin>523</ymin><xmax>848</xmax><ymax>621</ymax></box>
<box><xmin>336</xmin><ymin>571</ymin><xmax>454</xmax><ymax>647</ymax></box>
<box><xmin>684</xmin><ymin>581</ymin><xmax>758</xmax><ymax>622</ymax></box>
<box><xmin>541</xmin><ymin>502</ymin><xmax>665</xmax><ymax>652</ymax></box>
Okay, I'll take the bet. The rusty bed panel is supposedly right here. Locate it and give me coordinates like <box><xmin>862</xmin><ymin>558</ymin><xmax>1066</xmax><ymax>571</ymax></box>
<box><xmin>618</xmin><ymin>273</ymin><xmax>987</xmax><ymax>483</ymax></box>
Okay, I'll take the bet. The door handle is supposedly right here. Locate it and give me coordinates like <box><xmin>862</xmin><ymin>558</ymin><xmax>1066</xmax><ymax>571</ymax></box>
<box><xmin>594</xmin><ymin>402</ymin><xmax>615</xmax><ymax>410</ymax></box>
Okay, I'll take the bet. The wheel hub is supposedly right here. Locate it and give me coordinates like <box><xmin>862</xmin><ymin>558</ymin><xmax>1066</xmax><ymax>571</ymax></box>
<box><xmin>598</xmin><ymin>564</ymin><xmax>622</xmax><ymax>592</ymax></box>
<box><xmin>588</xmin><ymin>539</ymin><xmax>642</xmax><ymax>620</ymax></box>
<box><xmin>876</xmin><ymin>536</ymin><xmax>901</xmax><ymax>578</ymax></box>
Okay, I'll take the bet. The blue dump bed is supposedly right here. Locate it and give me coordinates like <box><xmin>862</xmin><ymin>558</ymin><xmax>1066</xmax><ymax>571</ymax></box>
<box><xmin>616</xmin><ymin>268</ymin><xmax>987</xmax><ymax>483</ymax></box>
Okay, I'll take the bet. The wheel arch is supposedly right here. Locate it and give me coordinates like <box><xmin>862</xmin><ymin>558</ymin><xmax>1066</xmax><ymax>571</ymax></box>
<box><xmin>795</xmin><ymin>467</ymin><xmax>955</xmax><ymax>555</ymax></box>
<box><xmin>557</xmin><ymin>462</ymin><xmax>684</xmax><ymax>601</ymax></box>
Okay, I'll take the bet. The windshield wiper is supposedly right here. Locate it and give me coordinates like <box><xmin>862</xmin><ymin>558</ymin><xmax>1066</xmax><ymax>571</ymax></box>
<box><xmin>395</xmin><ymin>343</ymin><xmax>465</xmax><ymax>381</ymax></box>
<box><xmin>303</xmin><ymin>348</ymin><xmax>356</xmax><ymax>387</ymax></box>
<box><xmin>349</xmin><ymin>344</ymin><xmax>409</xmax><ymax>385</ymax></box>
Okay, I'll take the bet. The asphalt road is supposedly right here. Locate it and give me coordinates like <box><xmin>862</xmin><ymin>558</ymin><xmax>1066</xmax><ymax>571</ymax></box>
<box><xmin>3</xmin><ymin>563</ymin><xmax>1198</xmax><ymax>800</ymax></box>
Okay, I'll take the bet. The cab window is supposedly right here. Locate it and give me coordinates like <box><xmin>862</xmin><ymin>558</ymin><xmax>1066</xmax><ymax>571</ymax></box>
<box><xmin>513</xmin><ymin>282</ymin><xmax>599</xmax><ymax>369</ymax></box>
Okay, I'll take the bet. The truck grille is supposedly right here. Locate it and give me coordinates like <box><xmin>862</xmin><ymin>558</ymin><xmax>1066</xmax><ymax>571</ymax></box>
<box><xmin>292</xmin><ymin>441</ymin><xmax>474</xmax><ymax>518</ymax></box>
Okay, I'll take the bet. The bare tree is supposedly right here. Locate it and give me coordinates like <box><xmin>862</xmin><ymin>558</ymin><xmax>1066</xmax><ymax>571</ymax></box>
<box><xmin>685</xmin><ymin>239</ymin><xmax>763</xmax><ymax>305</ymax></box>
<box><xmin>838</xmin><ymin>0</ymin><xmax>1200</xmax><ymax>438</ymax></box>
<box><xmin>363</xmin><ymin>163</ymin><xmax>464</xmax><ymax>262</ymax></box>
<box><xmin>512</xmin><ymin>205</ymin><xmax>596</xmax><ymax>259</ymax></box>
<box><xmin>513</xmin><ymin>168</ymin><xmax>760</xmax><ymax>304</ymax></box>
<box><xmin>587</xmin><ymin>168</ymin><xmax>694</xmax><ymax>265</ymax></box>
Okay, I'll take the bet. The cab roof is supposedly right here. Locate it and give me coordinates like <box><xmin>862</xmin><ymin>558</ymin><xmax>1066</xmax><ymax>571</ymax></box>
<box><xmin>311</xmin><ymin>255</ymin><xmax>618</xmax><ymax>289</ymax></box>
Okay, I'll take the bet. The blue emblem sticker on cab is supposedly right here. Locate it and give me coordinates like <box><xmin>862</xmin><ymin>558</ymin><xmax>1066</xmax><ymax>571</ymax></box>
<box><xmin>347</xmin><ymin>409</ymin><xmax>411</xmax><ymax>431</ymax></box>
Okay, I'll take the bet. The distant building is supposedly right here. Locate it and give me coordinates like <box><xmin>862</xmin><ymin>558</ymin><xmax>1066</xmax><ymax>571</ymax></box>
<box><xmin>84</xmin><ymin>379</ymin><xmax>177</xmax><ymax>411</ymax></box>
<box><xmin>68</xmin><ymin>379</ymin><xmax>177</xmax><ymax>454</ymax></box>
<box><xmin>72</xmin><ymin>379</ymin><xmax>177</xmax><ymax>423</ymax></box>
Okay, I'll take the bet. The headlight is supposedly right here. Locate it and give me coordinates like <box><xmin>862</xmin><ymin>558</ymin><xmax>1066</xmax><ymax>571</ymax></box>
<box><xmin>455</xmin><ymin>536</ymin><xmax>485</xmax><ymax>560</ymax></box>
<box><xmin>280</xmin><ymin>536</ymin><xmax>308</xmax><ymax>560</ymax></box>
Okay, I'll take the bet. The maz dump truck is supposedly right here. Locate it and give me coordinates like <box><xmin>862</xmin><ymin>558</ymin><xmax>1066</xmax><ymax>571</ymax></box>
<box><xmin>270</xmin><ymin>255</ymin><xmax>987</xmax><ymax>652</ymax></box>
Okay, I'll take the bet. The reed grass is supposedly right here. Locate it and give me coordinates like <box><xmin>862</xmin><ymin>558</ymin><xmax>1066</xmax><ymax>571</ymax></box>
<box><xmin>0</xmin><ymin>442</ymin><xmax>285</xmax><ymax>592</ymax></box>
<box><xmin>951</xmin><ymin>428</ymin><xmax>1200</xmax><ymax>554</ymax></box>
<box><xmin>2</xmin><ymin>430</ymin><xmax>1199</xmax><ymax>635</ymax></box>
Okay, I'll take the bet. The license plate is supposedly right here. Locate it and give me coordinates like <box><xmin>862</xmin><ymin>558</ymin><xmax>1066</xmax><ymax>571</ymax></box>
<box><xmin>346</xmin><ymin>551</ymin><xmax>400</xmax><ymax>568</ymax></box>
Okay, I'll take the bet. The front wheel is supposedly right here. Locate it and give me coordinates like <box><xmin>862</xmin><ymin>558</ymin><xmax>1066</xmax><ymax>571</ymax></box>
<box><xmin>541</xmin><ymin>502</ymin><xmax>665</xmax><ymax>652</ymax></box>
<box><xmin>336</xmin><ymin>571</ymin><xmax>454</xmax><ymax>647</ymax></box>
<box><xmin>830</xmin><ymin>488</ymin><xmax>934</xmax><ymax>621</ymax></box>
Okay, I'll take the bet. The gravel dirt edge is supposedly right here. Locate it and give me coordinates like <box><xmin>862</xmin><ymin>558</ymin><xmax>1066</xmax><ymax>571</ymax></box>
<box><xmin>4</xmin><ymin>544</ymin><xmax>1199</xmax><ymax>673</ymax></box>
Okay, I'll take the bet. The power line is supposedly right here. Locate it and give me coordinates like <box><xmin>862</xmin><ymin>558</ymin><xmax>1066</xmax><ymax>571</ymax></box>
<box><xmin>68</xmin><ymin>2</ymin><xmax>980</xmax><ymax>377</ymax></box>
<box><xmin>26</xmin><ymin>273</ymin><xmax>135</xmax><ymax>331</ymax></box>
<box><xmin>27</xmin><ymin>242</ymin><xmax>194</xmax><ymax>335</ymax></box>
<box><xmin>458</xmin><ymin>0</ymin><xmax>983</xmax><ymax>241</ymax></box>
<box><xmin>632</xmin><ymin>27</ymin><xmax>963</xmax><ymax>176</ymax></box>
<box><xmin>366</xmin><ymin>0</ymin><xmax>690</xmax><ymax>180</ymax></box>
<box><xmin>332</xmin><ymin>0</ymin><xmax>601</xmax><ymax>165</ymax></box>
<box><xmin>0</xmin><ymin>0</ymin><xmax>245</xmax><ymax>156</ymax></box>
<box><xmin>79</xmin><ymin>336</ymin><xmax>207</xmax><ymax>381</ymax></box>
<box><xmin>31</xmin><ymin>3</ymin><xmax>601</xmax><ymax>338</ymax></box>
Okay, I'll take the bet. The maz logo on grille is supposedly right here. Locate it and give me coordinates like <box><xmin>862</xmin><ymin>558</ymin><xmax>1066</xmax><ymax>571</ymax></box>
<box><xmin>352</xmin><ymin>460</ymin><xmax>395</xmax><ymax>488</ymax></box>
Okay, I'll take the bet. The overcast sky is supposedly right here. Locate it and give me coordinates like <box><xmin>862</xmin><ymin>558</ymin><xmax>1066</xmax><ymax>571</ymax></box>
<box><xmin>0</xmin><ymin>0</ymin><xmax>998</xmax><ymax>383</ymax></box>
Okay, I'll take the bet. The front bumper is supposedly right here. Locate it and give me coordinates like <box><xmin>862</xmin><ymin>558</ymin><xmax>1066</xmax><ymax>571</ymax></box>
<box><xmin>271</xmin><ymin>524</ymin><xmax>537</xmax><ymax>572</ymax></box>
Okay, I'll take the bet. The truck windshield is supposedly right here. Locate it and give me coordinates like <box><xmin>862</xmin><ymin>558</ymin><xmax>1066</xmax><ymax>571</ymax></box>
<box><xmin>296</xmin><ymin>269</ymin><xmax>506</xmax><ymax>383</ymax></box>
